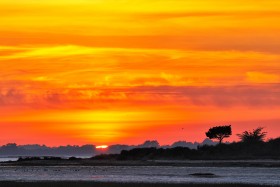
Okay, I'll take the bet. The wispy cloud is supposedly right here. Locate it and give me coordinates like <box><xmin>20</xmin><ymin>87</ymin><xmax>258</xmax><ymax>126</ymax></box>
<box><xmin>1</xmin><ymin>84</ymin><xmax>280</xmax><ymax>110</ymax></box>
<box><xmin>246</xmin><ymin>72</ymin><xmax>280</xmax><ymax>84</ymax></box>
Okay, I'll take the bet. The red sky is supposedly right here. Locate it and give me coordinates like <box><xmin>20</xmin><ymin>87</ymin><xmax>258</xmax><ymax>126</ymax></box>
<box><xmin>0</xmin><ymin>0</ymin><xmax>280</xmax><ymax>146</ymax></box>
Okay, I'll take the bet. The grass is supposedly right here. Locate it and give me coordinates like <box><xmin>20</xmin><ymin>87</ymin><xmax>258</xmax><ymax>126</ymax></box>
<box><xmin>0</xmin><ymin>181</ymin><xmax>276</xmax><ymax>187</ymax></box>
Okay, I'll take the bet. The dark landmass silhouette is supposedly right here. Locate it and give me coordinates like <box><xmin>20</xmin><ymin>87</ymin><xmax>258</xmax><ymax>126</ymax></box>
<box><xmin>0</xmin><ymin>144</ymin><xmax>95</xmax><ymax>157</ymax></box>
<box><xmin>2</xmin><ymin>132</ymin><xmax>279</xmax><ymax>161</ymax></box>
<box><xmin>93</xmin><ymin>137</ymin><xmax>280</xmax><ymax>160</ymax></box>
<box><xmin>0</xmin><ymin>139</ymin><xmax>217</xmax><ymax>157</ymax></box>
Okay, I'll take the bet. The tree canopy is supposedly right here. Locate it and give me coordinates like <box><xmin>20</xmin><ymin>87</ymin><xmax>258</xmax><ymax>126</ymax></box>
<box><xmin>205</xmin><ymin>125</ymin><xmax>232</xmax><ymax>144</ymax></box>
<box><xmin>237</xmin><ymin>127</ymin><xmax>267</xmax><ymax>143</ymax></box>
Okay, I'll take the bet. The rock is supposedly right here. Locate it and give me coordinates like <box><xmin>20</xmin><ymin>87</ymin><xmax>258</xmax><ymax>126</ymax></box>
<box><xmin>189</xmin><ymin>173</ymin><xmax>217</xmax><ymax>177</ymax></box>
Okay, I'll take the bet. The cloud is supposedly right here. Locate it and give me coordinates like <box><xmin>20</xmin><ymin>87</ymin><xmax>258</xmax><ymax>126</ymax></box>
<box><xmin>0</xmin><ymin>45</ymin><xmax>97</xmax><ymax>60</ymax></box>
<box><xmin>246</xmin><ymin>72</ymin><xmax>279</xmax><ymax>84</ymax></box>
<box><xmin>128</xmin><ymin>84</ymin><xmax>280</xmax><ymax>107</ymax></box>
<box><xmin>0</xmin><ymin>45</ymin><xmax>279</xmax><ymax>110</ymax></box>
<box><xmin>0</xmin><ymin>45</ymin><xmax>183</xmax><ymax>60</ymax></box>
<box><xmin>1</xmin><ymin>83</ymin><xmax>280</xmax><ymax>110</ymax></box>
<box><xmin>0</xmin><ymin>89</ymin><xmax>25</xmax><ymax>106</ymax></box>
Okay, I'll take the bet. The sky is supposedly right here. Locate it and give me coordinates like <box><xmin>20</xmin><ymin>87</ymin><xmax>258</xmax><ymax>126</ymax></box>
<box><xmin>0</xmin><ymin>0</ymin><xmax>280</xmax><ymax>146</ymax></box>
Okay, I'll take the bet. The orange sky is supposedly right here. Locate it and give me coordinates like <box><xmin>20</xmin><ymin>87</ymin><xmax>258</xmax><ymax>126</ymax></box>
<box><xmin>0</xmin><ymin>0</ymin><xmax>280</xmax><ymax>146</ymax></box>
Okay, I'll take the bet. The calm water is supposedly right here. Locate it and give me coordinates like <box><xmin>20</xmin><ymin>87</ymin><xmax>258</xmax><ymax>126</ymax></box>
<box><xmin>0</xmin><ymin>158</ymin><xmax>18</xmax><ymax>162</ymax></box>
<box><xmin>0</xmin><ymin>166</ymin><xmax>279</xmax><ymax>186</ymax></box>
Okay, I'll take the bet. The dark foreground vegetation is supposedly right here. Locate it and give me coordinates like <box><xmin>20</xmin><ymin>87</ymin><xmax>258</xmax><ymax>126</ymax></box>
<box><xmin>8</xmin><ymin>127</ymin><xmax>280</xmax><ymax>164</ymax></box>
<box><xmin>93</xmin><ymin>127</ymin><xmax>279</xmax><ymax>160</ymax></box>
<box><xmin>93</xmin><ymin>137</ymin><xmax>280</xmax><ymax>160</ymax></box>
<box><xmin>0</xmin><ymin>181</ymin><xmax>276</xmax><ymax>187</ymax></box>
<box><xmin>14</xmin><ymin>137</ymin><xmax>280</xmax><ymax>164</ymax></box>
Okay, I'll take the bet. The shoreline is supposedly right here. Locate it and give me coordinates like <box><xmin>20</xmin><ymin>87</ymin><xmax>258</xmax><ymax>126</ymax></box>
<box><xmin>1</xmin><ymin>159</ymin><xmax>280</xmax><ymax>167</ymax></box>
<box><xmin>0</xmin><ymin>181</ymin><xmax>278</xmax><ymax>187</ymax></box>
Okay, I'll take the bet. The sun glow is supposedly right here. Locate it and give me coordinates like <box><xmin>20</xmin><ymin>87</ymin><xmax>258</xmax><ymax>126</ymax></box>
<box><xmin>96</xmin><ymin>145</ymin><xmax>108</xmax><ymax>149</ymax></box>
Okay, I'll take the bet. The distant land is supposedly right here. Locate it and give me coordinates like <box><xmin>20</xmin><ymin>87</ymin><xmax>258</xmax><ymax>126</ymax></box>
<box><xmin>0</xmin><ymin>139</ymin><xmax>218</xmax><ymax>157</ymax></box>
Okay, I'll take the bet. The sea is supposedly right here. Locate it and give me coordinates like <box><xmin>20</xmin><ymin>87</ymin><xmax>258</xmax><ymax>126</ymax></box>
<box><xmin>0</xmin><ymin>157</ymin><xmax>18</xmax><ymax>162</ymax></box>
<box><xmin>0</xmin><ymin>164</ymin><xmax>279</xmax><ymax>185</ymax></box>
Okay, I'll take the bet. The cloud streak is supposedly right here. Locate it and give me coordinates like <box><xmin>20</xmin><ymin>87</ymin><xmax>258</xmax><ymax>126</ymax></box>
<box><xmin>1</xmin><ymin>84</ymin><xmax>280</xmax><ymax>110</ymax></box>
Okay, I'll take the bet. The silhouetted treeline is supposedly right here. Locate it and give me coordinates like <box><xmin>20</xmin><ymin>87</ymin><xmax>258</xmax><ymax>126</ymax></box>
<box><xmin>0</xmin><ymin>139</ymin><xmax>217</xmax><ymax>157</ymax></box>
<box><xmin>18</xmin><ymin>156</ymin><xmax>63</xmax><ymax>161</ymax></box>
<box><xmin>93</xmin><ymin>137</ymin><xmax>280</xmax><ymax>160</ymax></box>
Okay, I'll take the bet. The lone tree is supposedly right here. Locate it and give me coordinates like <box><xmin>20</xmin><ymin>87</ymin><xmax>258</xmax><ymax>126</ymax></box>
<box><xmin>237</xmin><ymin>127</ymin><xmax>267</xmax><ymax>143</ymax></box>
<box><xmin>206</xmin><ymin>125</ymin><xmax>232</xmax><ymax>144</ymax></box>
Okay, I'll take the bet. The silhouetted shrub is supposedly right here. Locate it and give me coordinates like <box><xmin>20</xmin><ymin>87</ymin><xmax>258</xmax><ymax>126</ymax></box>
<box><xmin>237</xmin><ymin>127</ymin><xmax>267</xmax><ymax>143</ymax></box>
<box><xmin>92</xmin><ymin>154</ymin><xmax>119</xmax><ymax>160</ymax></box>
<box><xmin>69</xmin><ymin>157</ymin><xmax>82</xmax><ymax>160</ymax></box>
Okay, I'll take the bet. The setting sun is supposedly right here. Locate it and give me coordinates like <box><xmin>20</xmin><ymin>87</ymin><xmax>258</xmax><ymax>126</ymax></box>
<box><xmin>96</xmin><ymin>145</ymin><xmax>109</xmax><ymax>149</ymax></box>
